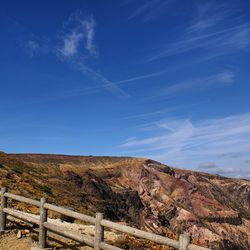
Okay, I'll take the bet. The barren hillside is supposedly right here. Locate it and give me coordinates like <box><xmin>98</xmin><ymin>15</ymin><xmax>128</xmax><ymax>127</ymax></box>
<box><xmin>0</xmin><ymin>152</ymin><xmax>249</xmax><ymax>249</ymax></box>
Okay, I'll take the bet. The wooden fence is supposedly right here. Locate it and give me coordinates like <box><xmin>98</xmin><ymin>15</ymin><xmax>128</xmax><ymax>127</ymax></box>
<box><xmin>0</xmin><ymin>187</ymin><xmax>210</xmax><ymax>250</ymax></box>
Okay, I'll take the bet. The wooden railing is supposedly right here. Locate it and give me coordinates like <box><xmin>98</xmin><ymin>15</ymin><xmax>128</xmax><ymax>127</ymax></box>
<box><xmin>0</xmin><ymin>187</ymin><xmax>210</xmax><ymax>250</ymax></box>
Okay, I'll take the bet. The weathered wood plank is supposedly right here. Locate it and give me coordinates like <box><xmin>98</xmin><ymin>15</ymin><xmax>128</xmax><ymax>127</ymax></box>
<box><xmin>101</xmin><ymin>219</ymin><xmax>180</xmax><ymax>249</ymax></box>
<box><xmin>4</xmin><ymin>192</ymin><xmax>40</xmax><ymax>207</ymax></box>
<box><xmin>179</xmin><ymin>234</ymin><xmax>190</xmax><ymax>250</ymax></box>
<box><xmin>43</xmin><ymin>221</ymin><xmax>94</xmax><ymax>247</ymax></box>
<box><xmin>39</xmin><ymin>197</ymin><xmax>47</xmax><ymax>248</ymax></box>
<box><xmin>0</xmin><ymin>187</ymin><xmax>7</xmax><ymax>231</ymax></box>
<box><xmin>94</xmin><ymin>213</ymin><xmax>104</xmax><ymax>250</ymax></box>
<box><xmin>44</xmin><ymin>203</ymin><xmax>95</xmax><ymax>224</ymax></box>
<box><xmin>3</xmin><ymin>208</ymin><xmax>39</xmax><ymax>224</ymax></box>
<box><xmin>99</xmin><ymin>242</ymin><xmax>123</xmax><ymax>250</ymax></box>
<box><xmin>188</xmin><ymin>244</ymin><xmax>211</xmax><ymax>250</ymax></box>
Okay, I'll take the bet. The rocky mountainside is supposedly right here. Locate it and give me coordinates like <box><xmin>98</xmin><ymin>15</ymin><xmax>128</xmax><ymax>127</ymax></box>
<box><xmin>0</xmin><ymin>152</ymin><xmax>249</xmax><ymax>249</ymax></box>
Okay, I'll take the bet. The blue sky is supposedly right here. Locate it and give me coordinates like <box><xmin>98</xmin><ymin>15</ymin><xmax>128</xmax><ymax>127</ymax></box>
<box><xmin>1</xmin><ymin>0</ymin><xmax>250</xmax><ymax>178</ymax></box>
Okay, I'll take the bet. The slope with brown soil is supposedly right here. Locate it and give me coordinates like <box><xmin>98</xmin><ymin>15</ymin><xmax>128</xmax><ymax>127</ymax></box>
<box><xmin>0</xmin><ymin>152</ymin><xmax>249</xmax><ymax>249</ymax></box>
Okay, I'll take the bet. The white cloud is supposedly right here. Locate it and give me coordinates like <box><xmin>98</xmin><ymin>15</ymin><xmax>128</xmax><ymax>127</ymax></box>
<box><xmin>114</xmin><ymin>69</ymin><xmax>167</xmax><ymax>85</ymax></box>
<box><xmin>148</xmin><ymin>1</ymin><xmax>250</xmax><ymax>62</ymax></box>
<box><xmin>128</xmin><ymin>0</ymin><xmax>170</xmax><ymax>22</ymax></box>
<box><xmin>26</xmin><ymin>40</ymin><xmax>40</xmax><ymax>55</ymax></box>
<box><xmin>56</xmin><ymin>11</ymin><xmax>129</xmax><ymax>98</ymax></box>
<box><xmin>61</xmin><ymin>31</ymin><xmax>84</xmax><ymax>57</ymax></box>
<box><xmin>82</xmin><ymin>17</ymin><xmax>96</xmax><ymax>55</ymax></box>
<box><xmin>60</xmin><ymin>13</ymin><xmax>97</xmax><ymax>57</ymax></box>
<box><xmin>198</xmin><ymin>162</ymin><xmax>217</xmax><ymax>169</ymax></box>
<box><xmin>152</xmin><ymin>71</ymin><xmax>234</xmax><ymax>99</ymax></box>
<box><xmin>24</xmin><ymin>37</ymin><xmax>49</xmax><ymax>56</ymax></box>
<box><xmin>122</xmin><ymin>107</ymin><xmax>179</xmax><ymax>120</ymax></box>
<box><xmin>197</xmin><ymin>162</ymin><xmax>250</xmax><ymax>179</ymax></box>
<box><xmin>186</xmin><ymin>3</ymin><xmax>230</xmax><ymax>34</ymax></box>
<box><xmin>119</xmin><ymin>113</ymin><xmax>250</xmax><ymax>178</ymax></box>
<box><xmin>218</xmin><ymin>71</ymin><xmax>234</xmax><ymax>83</ymax></box>
<box><xmin>149</xmin><ymin>23</ymin><xmax>250</xmax><ymax>61</ymax></box>
<box><xmin>75</xmin><ymin>61</ymin><xmax>130</xmax><ymax>98</ymax></box>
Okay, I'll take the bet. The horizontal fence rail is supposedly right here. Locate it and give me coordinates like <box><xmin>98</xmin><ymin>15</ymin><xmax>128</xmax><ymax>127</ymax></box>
<box><xmin>4</xmin><ymin>192</ymin><xmax>40</xmax><ymax>207</ymax></box>
<box><xmin>0</xmin><ymin>187</ymin><xmax>210</xmax><ymax>250</ymax></box>
<box><xmin>44</xmin><ymin>203</ymin><xmax>96</xmax><ymax>224</ymax></box>
<box><xmin>101</xmin><ymin>219</ymin><xmax>180</xmax><ymax>248</ymax></box>
<box><xmin>44</xmin><ymin>221</ymin><xmax>95</xmax><ymax>247</ymax></box>
<box><xmin>3</xmin><ymin>208</ymin><xmax>40</xmax><ymax>225</ymax></box>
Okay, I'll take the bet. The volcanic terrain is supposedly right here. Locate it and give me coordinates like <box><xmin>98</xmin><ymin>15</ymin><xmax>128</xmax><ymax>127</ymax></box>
<box><xmin>0</xmin><ymin>152</ymin><xmax>249</xmax><ymax>249</ymax></box>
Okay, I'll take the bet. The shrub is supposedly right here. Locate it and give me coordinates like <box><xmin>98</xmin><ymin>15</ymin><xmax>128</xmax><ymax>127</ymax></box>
<box><xmin>39</xmin><ymin>185</ymin><xmax>52</xmax><ymax>195</ymax></box>
<box><xmin>11</xmin><ymin>167</ymin><xmax>23</xmax><ymax>174</ymax></box>
<box><xmin>0</xmin><ymin>151</ymin><xmax>7</xmax><ymax>157</ymax></box>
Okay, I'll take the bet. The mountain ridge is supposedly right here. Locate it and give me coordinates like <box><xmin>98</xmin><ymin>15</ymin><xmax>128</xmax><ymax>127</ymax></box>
<box><xmin>0</xmin><ymin>152</ymin><xmax>249</xmax><ymax>249</ymax></box>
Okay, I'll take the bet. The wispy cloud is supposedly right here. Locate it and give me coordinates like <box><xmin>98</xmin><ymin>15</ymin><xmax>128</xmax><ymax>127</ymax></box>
<box><xmin>75</xmin><ymin>61</ymin><xmax>130</xmax><ymax>98</ymax></box>
<box><xmin>18</xmin><ymin>11</ymin><xmax>129</xmax><ymax>99</ymax></box>
<box><xmin>61</xmin><ymin>31</ymin><xmax>84</xmax><ymax>57</ymax></box>
<box><xmin>127</xmin><ymin>0</ymin><xmax>171</xmax><ymax>22</ymax></box>
<box><xmin>114</xmin><ymin>69</ymin><xmax>166</xmax><ymax>85</ymax></box>
<box><xmin>26</xmin><ymin>40</ymin><xmax>40</xmax><ymax>56</ymax></box>
<box><xmin>119</xmin><ymin>113</ymin><xmax>250</xmax><ymax>178</ymax></box>
<box><xmin>186</xmin><ymin>3</ymin><xmax>230</xmax><ymax>34</ymax></box>
<box><xmin>59</xmin><ymin>12</ymin><xmax>97</xmax><ymax>57</ymax></box>
<box><xmin>25</xmin><ymin>62</ymin><xmax>131</xmax><ymax>101</ymax></box>
<box><xmin>152</xmin><ymin>71</ymin><xmax>234</xmax><ymax>99</ymax></box>
<box><xmin>122</xmin><ymin>108</ymin><xmax>175</xmax><ymax>120</ymax></box>
<box><xmin>149</xmin><ymin>23</ymin><xmax>250</xmax><ymax>61</ymax></box>
<box><xmin>148</xmin><ymin>2</ymin><xmax>250</xmax><ymax>62</ymax></box>
<box><xmin>197</xmin><ymin>162</ymin><xmax>250</xmax><ymax>179</ymax></box>
<box><xmin>22</xmin><ymin>35</ymin><xmax>50</xmax><ymax>57</ymax></box>
<box><xmin>56</xmin><ymin>11</ymin><xmax>129</xmax><ymax>98</ymax></box>
<box><xmin>83</xmin><ymin>17</ymin><xmax>96</xmax><ymax>55</ymax></box>
<box><xmin>13</xmin><ymin>10</ymin><xmax>115</xmax><ymax>98</ymax></box>
<box><xmin>122</xmin><ymin>102</ymin><xmax>199</xmax><ymax>121</ymax></box>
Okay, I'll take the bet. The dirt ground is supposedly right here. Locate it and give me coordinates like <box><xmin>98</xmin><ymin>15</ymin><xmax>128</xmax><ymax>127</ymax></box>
<box><xmin>0</xmin><ymin>230</ymin><xmax>93</xmax><ymax>250</ymax></box>
<box><xmin>0</xmin><ymin>232</ymin><xmax>33</xmax><ymax>250</ymax></box>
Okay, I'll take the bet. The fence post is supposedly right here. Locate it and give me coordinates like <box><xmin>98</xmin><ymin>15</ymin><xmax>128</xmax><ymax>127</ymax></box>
<box><xmin>0</xmin><ymin>187</ymin><xmax>7</xmax><ymax>232</ymax></box>
<box><xmin>94</xmin><ymin>213</ymin><xmax>104</xmax><ymax>250</ymax></box>
<box><xmin>39</xmin><ymin>197</ymin><xmax>47</xmax><ymax>249</ymax></box>
<box><xmin>179</xmin><ymin>233</ymin><xmax>190</xmax><ymax>250</ymax></box>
